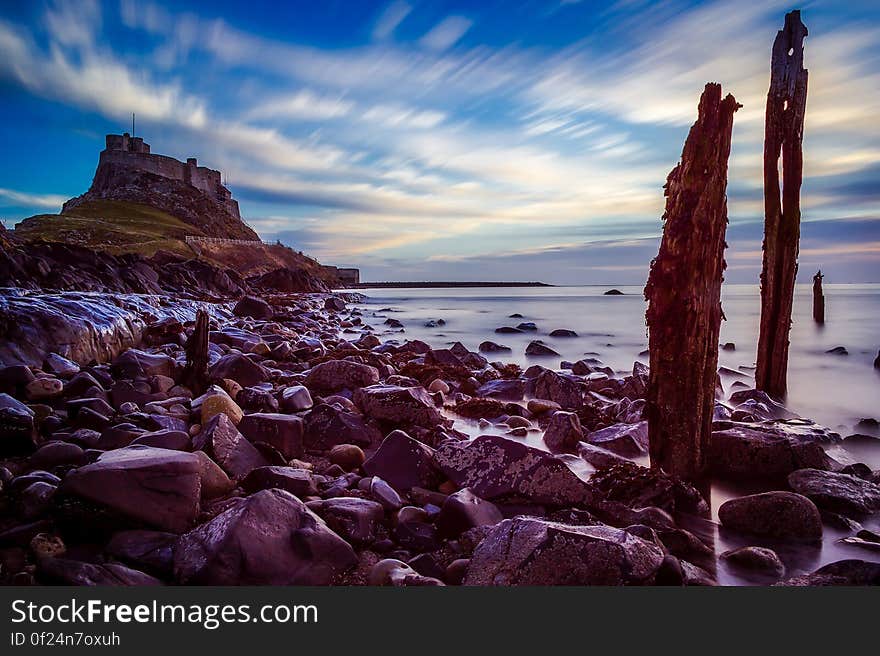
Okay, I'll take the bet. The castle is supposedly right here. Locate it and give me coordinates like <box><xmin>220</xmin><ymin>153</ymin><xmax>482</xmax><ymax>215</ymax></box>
<box><xmin>100</xmin><ymin>133</ymin><xmax>241</xmax><ymax>219</ymax></box>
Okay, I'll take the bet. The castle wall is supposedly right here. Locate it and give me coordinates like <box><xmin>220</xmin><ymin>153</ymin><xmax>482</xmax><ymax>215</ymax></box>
<box><xmin>99</xmin><ymin>135</ymin><xmax>239</xmax><ymax>218</ymax></box>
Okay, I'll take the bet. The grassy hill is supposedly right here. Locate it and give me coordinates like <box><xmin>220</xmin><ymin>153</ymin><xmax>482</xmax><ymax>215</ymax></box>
<box><xmin>12</xmin><ymin>199</ymin><xmax>338</xmax><ymax>284</ymax></box>
<box><xmin>15</xmin><ymin>200</ymin><xmax>203</xmax><ymax>259</ymax></box>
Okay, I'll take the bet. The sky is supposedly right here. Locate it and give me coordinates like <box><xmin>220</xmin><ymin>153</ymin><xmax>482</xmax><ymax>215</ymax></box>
<box><xmin>0</xmin><ymin>0</ymin><xmax>878</xmax><ymax>284</ymax></box>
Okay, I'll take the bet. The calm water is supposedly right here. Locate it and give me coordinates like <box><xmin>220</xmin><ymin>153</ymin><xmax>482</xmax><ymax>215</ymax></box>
<box><xmin>351</xmin><ymin>284</ymin><xmax>880</xmax><ymax>583</ymax></box>
<box><xmin>353</xmin><ymin>284</ymin><xmax>880</xmax><ymax>440</ymax></box>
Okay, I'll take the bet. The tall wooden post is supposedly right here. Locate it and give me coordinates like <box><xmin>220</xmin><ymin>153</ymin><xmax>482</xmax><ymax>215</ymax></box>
<box><xmin>182</xmin><ymin>309</ymin><xmax>210</xmax><ymax>395</ymax></box>
<box><xmin>644</xmin><ymin>83</ymin><xmax>740</xmax><ymax>482</ymax></box>
<box><xmin>812</xmin><ymin>270</ymin><xmax>824</xmax><ymax>324</ymax></box>
<box><xmin>756</xmin><ymin>10</ymin><xmax>809</xmax><ymax>400</ymax></box>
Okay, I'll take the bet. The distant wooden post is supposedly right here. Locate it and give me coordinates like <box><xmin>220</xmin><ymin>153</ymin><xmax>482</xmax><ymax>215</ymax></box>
<box><xmin>644</xmin><ymin>83</ymin><xmax>740</xmax><ymax>482</ymax></box>
<box><xmin>756</xmin><ymin>10</ymin><xmax>809</xmax><ymax>400</ymax></box>
<box><xmin>812</xmin><ymin>270</ymin><xmax>824</xmax><ymax>324</ymax></box>
<box><xmin>182</xmin><ymin>309</ymin><xmax>210</xmax><ymax>395</ymax></box>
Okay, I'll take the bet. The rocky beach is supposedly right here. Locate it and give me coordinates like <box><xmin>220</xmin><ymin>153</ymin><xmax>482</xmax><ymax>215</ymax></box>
<box><xmin>1</xmin><ymin>278</ymin><xmax>879</xmax><ymax>586</ymax></box>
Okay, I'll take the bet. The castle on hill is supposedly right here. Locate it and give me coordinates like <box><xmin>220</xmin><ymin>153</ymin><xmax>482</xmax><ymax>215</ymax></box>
<box><xmin>100</xmin><ymin>133</ymin><xmax>241</xmax><ymax>220</ymax></box>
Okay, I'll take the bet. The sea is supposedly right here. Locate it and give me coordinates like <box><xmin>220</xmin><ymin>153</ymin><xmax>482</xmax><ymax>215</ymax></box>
<box><xmin>350</xmin><ymin>283</ymin><xmax>880</xmax><ymax>583</ymax></box>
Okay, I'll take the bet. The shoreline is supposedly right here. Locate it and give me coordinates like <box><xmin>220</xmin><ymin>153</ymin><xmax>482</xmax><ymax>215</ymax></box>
<box><xmin>351</xmin><ymin>281</ymin><xmax>552</xmax><ymax>289</ymax></box>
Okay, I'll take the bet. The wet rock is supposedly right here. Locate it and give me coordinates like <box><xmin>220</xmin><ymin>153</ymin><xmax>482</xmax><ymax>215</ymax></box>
<box><xmin>495</xmin><ymin>326</ymin><xmax>523</xmax><ymax>334</ymax></box>
<box><xmin>25</xmin><ymin>376</ymin><xmax>63</xmax><ymax>400</ymax></box>
<box><xmin>727</xmin><ymin>389</ymin><xmax>798</xmax><ymax>420</ymax></box>
<box><xmin>532</xmin><ymin>370</ymin><xmax>582</xmax><ymax>409</ymax></box>
<box><xmin>363</xmin><ymin>430</ymin><xmax>440</xmax><ymax>491</ymax></box>
<box><xmin>369</xmin><ymin>558</ymin><xmax>444</xmax><ymax>586</ymax></box>
<box><xmin>527</xmin><ymin>398</ymin><xmax>561</xmax><ymax>415</ymax></box>
<box><xmin>549</xmin><ymin>329</ymin><xmax>578</xmax><ymax>337</ymax></box>
<box><xmin>0</xmin><ymin>393</ymin><xmax>36</xmax><ymax>456</ymax></box>
<box><xmin>174</xmin><ymin>489</ymin><xmax>357</xmax><ymax>585</ymax></box>
<box><xmin>436</xmin><ymin>488</ymin><xmax>504</xmax><ymax>538</ymax></box>
<box><xmin>604</xmin><ymin>289</ymin><xmax>624</xmax><ymax>295</ymax></box>
<box><xmin>131</xmin><ymin>429</ymin><xmax>191</xmax><ymax>451</ymax></box>
<box><xmin>238</xmin><ymin>413</ymin><xmax>304</xmax><ymax>460</ymax></box>
<box><xmin>105</xmin><ymin>530</ymin><xmax>176</xmax><ymax>577</ymax></box>
<box><xmin>20</xmin><ymin>481</ymin><xmax>56</xmax><ymax>519</ymax></box>
<box><xmin>825</xmin><ymin>346</ymin><xmax>848</xmax><ymax>356</ymax></box>
<box><xmin>543</xmin><ymin>411</ymin><xmax>583</xmax><ymax>451</ymax></box>
<box><xmin>193</xmin><ymin>413</ymin><xmax>268</xmax><ymax>480</ymax></box>
<box><xmin>197</xmin><ymin>386</ymin><xmax>244</xmax><ymax>425</ymax></box>
<box><xmin>525</xmin><ymin>340</ymin><xmax>559</xmax><ymax>356</ymax></box>
<box><xmin>192</xmin><ymin>450</ymin><xmax>233</xmax><ymax>499</ymax></box>
<box><xmin>328</xmin><ymin>444</ymin><xmax>365</xmax><ymax>471</ymax></box>
<box><xmin>721</xmin><ymin>546</ymin><xmax>785</xmax><ymax>580</ymax></box>
<box><xmin>779</xmin><ymin>559</ymin><xmax>880</xmax><ymax>586</ymax></box>
<box><xmin>233</xmin><ymin>296</ymin><xmax>273</xmax><ymax>320</ymax></box>
<box><xmin>434</xmin><ymin>434</ymin><xmax>594</xmax><ymax>507</ymax></box>
<box><xmin>718</xmin><ymin>491</ymin><xmax>822</xmax><ymax>542</ymax></box>
<box><xmin>241</xmin><ymin>466</ymin><xmax>318</xmax><ymax>497</ymax></box>
<box><xmin>479</xmin><ymin>341</ymin><xmax>511</xmax><ymax>353</ymax></box>
<box><xmin>721</xmin><ymin>342</ymin><xmax>736</xmax><ymax>351</ymax></box>
<box><xmin>29</xmin><ymin>441</ymin><xmax>87</xmax><ymax>470</ymax></box>
<box><xmin>209</xmin><ymin>353</ymin><xmax>268</xmax><ymax>388</ymax></box>
<box><xmin>395</xmin><ymin>520</ymin><xmax>439</xmax><ymax>552</ymax></box>
<box><xmin>279</xmin><ymin>385</ymin><xmax>313</xmax><ymax>412</ymax></box>
<box><xmin>355</xmin><ymin>384</ymin><xmax>443</xmax><ymax>427</ymax></box>
<box><xmin>577</xmin><ymin>442</ymin><xmax>630</xmax><ymax>469</ymax></box>
<box><xmin>303</xmin><ymin>403</ymin><xmax>381</xmax><ymax>450</ymax></box>
<box><xmin>475</xmin><ymin>379</ymin><xmax>526</xmax><ymax>400</ymax></box>
<box><xmin>62</xmin><ymin>446</ymin><xmax>201</xmax><ymax>533</ymax></box>
<box><xmin>709</xmin><ymin>425</ymin><xmax>832</xmax><ymax>478</ymax></box>
<box><xmin>38</xmin><ymin>558</ymin><xmax>162</xmax><ymax>586</ymax></box>
<box><xmin>585</xmin><ymin>421</ymin><xmax>648</xmax><ymax>457</ymax></box>
<box><xmin>307</xmin><ymin>497</ymin><xmax>384</xmax><ymax>544</ymax></box>
<box><xmin>787</xmin><ymin>468</ymin><xmax>880</xmax><ymax>517</ymax></box>
<box><xmin>236</xmin><ymin>387</ymin><xmax>279</xmax><ymax>413</ymax></box>
<box><xmin>325</xmin><ymin>297</ymin><xmax>346</xmax><ymax>311</ymax></box>
<box><xmin>589</xmin><ymin>462</ymin><xmax>708</xmax><ymax>515</ymax></box>
<box><xmin>370</xmin><ymin>477</ymin><xmax>403</xmax><ymax>510</ymax></box>
<box><xmin>464</xmin><ymin>517</ymin><xmax>664</xmax><ymax>585</ymax></box>
<box><xmin>44</xmin><ymin>353</ymin><xmax>80</xmax><ymax>377</ymax></box>
<box><xmin>305</xmin><ymin>360</ymin><xmax>380</xmax><ymax>392</ymax></box>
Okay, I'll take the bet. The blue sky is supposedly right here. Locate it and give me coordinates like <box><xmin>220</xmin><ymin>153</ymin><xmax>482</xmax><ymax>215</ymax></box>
<box><xmin>0</xmin><ymin>0</ymin><xmax>878</xmax><ymax>283</ymax></box>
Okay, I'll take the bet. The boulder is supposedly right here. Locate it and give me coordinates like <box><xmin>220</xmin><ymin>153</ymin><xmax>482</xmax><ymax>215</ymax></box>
<box><xmin>354</xmin><ymin>384</ymin><xmax>443</xmax><ymax>427</ymax></box>
<box><xmin>585</xmin><ymin>421</ymin><xmax>648</xmax><ymax>457</ymax></box>
<box><xmin>720</xmin><ymin>546</ymin><xmax>785</xmax><ymax>581</ymax></box>
<box><xmin>328</xmin><ymin>444</ymin><xmax>366</xmax><ymax>471</ymax></box>
<box><xmin>787</xmin><ymin>468</ymin><xmax>880</xmax><ymax>517</ymax></box>
<box><xmin>198</xmin><ymin>386</ymin><xmax>244</xmax><ymax>425</ymax></box>
<box><xmin>193</xmin><ymin>413</ymin><xmax>268</xmax><ymax>480</ymax></box>
<box><xmin>436</xmin><ymin>488</ymin><xmax>504</xmax><ymax>537</ymax></box>
<box><xmin>718</xmin><ymin>491</ymin><xmax>822</xmax><ymax>542</ymax></box>
<box><xmin>241</xmin><ymin>466</ymin><xmax>318</xmax><ymax>497</ymax></box>
<box><xmin>479</xmin><ymin>341</ymin><xmax>511</xmax><ymax>353</ymax></box>
<box><xmin>307</xmin><ymin>497</ymin><xmax>385</xmax><ymax>544</ymax></box>
<box><xmin>434</xmin><ymin>434</ymin><xmax>594</xmax><ymax>506</ymax></box>
<box><xmin>209</xmin><ymin>353</ymin><xmax>268</xmax><ymax>388</ymax></box>
<box><xmin>532</xmin><ymin>370</ymin><xmax>582</xmax><ymax>409</ymax></box>
<box><xmin>303</xmin><ymin>403</ymin><xmax>381</xmax><ymax>450</ymax></box>
<box><xmin>543</xmin><ymin>411</ymin><xmax>583</xmax><ymax>451</ymax></box>
<box><xmin>238</xmin><ymin>413</ymin><xmax>304</xmax><ymax>460</ymax></box>
<box><xmin>279</xmin><ymin>385</ymin><xmax>313</xmax><ymax>412</ymax></box>
<box><xmin>464</xmin><ymin>517</ymin><xmax>664</xmax><ymax>585</ymax></box>
<box><xmin>61</xmin><ymin>446</ymin><xmax>201</xmax><ymax>533</ymax></box>
<box><xmin>305</xmin><ymin>360</ymin><xmax>379</xmax><ymax>392</ymax></box>
<box><xmin>38</xmin><ymin>558</ymin><xmax>162</xmax><ymax>586</ymax></box>
<box><xmin>525</xmin><ymin>341</ymin><xmax>560</xmax><ymax>356</ymax></box>
<box><xmin>174</xmin><ymin>489</ymin><xmax>357</xmax><ymax>585</ymax></box>
<box><xmin>105</xmin><ymin>530</ymin><xmax>177</xmax><ymax>577</ymax></box>
<box><xmin>363</xmin><ymin>430</ymin><xmax>440</xmax><ymax>491</ymax></box>
<box><xmin>233</xmin><ymin>296</ymin><xmax>273</xmax><ymax>320</ymax></box>
<box><xmin>0</xmin><ymin>393</ymin><xmax>37</xmax><ymax>456</ymax></box>
<box><xmin>779</xmin><ymin>559</ymin><xmax>880</xmax><ymax>586</ymax></box>
<box><xmin>475</xmin><ymin>379</ymin><xmax>526</xmax><ymax>400</ymax></box>
<box><xmin>709</xmin><ymin>425</ymin><xmax>832</xmax><ymax>478</ymax></box>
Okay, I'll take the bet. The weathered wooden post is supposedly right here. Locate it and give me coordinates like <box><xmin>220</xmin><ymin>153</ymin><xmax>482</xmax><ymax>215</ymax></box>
<box><xmin>756</xmin><ymin>10</ymin><xmax>809</xmax><ymax>399</ymax></box>
<box><xmin>812</xmin><ymin>270</ymin><xmax>824</xmax><ymax>324</ymax></box>
<box><xmin>644</xmin><ymin>83</ymin><xmax>740</xmax><ymax>482</ymax></box>
<box><xmin>182</xmin><ymin>309</ymin><xmax>210</xmax><ymax>395</ymax></box>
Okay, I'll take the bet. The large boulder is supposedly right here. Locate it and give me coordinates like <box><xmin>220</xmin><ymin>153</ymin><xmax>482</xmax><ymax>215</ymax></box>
<box><xmin>232</xmin><ymin>296</ymin><xmax>273</xmax><ymax>320</ymax></box>
<box><xmin>209</xmin><ymin>353</ymin><xmax>268</xmax><ymax>388</ymax></box>
<box><xmin>363</xmin><ymin>430</ymin><xmax>440</xmax><ymax>491</ymax></box>
<box><xmin>709</xmin><ymin>425</ymin><xmax>832</xmax><ymax>478</ymax></box>
<box><xmin>543</xmin><ymin>411</ymin><xmax>583</xmax><ymax>451</ymax></box>
<box><xmin>585</xmin><ymin>421</ymin><xmax>648</xmax><ymax>457</ymax></box>
<box><xmin>173</xmin><ymin>489</ymin><xmax>357</xmax><ymax>585</ymax></box>
<box><xmin>237</xmin><ymin>413</ymin><xmax>304</xmax><ymax>460</ymax></box>
<box><xmin>464</xmin><ymin>517</ymin><xmax>664</xmax><ymax>585</ymax></box>
<box><xmin>62</xmin><ymin>446</ymin><xmax>201</xmax><ymax>533</ymax></box>
<box><xmin>434</xmin><ymin>434</ymin><xmax>594</xmax><ymax>506</ymax></box>
<box><xmin>305</xmin><ymin>360</ymin><xmax>379</xmax><ymax>392</ymax></box>
<box><xmin>718</xmin><ymin>491</ymin><xmax>822</xmax><ymax>542</ymax></box>
<box><xmin>532</xmin><ymin>370</ymin><xmax>583</xmax><ymax>409</ymax></box>
<box><xmin>303</xmin><ymin>403</ymin><xmax>381</xmax><ymax>450</ymax></box>
<box><xmin>787</xmin><ymin>469</ymin><xmax>880</xmax><ymax>517</ymax></box>
<box><xmin>192</xmin><ymin>413</ymin><xmax>268</xmax><ymax>480</ymax></box>
<box><xmin>354</xmin><ymin>384</ymin><xmax>444</xmax><ymax>427</ymax></box>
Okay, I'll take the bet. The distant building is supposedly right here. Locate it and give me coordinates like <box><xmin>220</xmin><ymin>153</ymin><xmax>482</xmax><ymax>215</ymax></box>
<box><xmin>100</xmin><ymin>133</ymin><xmax>241</xmax><ymax>219</ymax></box>
<box><xmin>322</xmin><ymin>266</ymin><xmax>360</xmax><ymax>286</ymax></box>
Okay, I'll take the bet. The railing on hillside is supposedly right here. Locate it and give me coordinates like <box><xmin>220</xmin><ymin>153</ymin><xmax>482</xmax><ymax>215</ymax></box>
<box><xmin>185</xmin><ymin>236</ymin><xmax>273</xmax><ymax>247</ymax></box>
